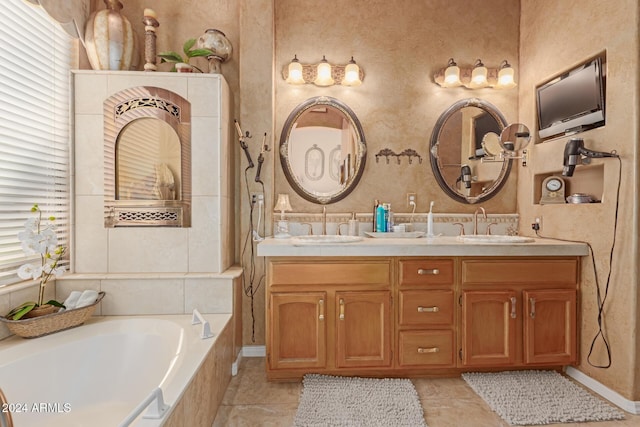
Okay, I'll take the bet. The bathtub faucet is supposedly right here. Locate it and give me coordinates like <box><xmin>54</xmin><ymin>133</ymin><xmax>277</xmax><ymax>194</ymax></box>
<box><xmin>192</xmin><ymin>308</ymin><xmax>214</xmax><ymax>339</ymax></box>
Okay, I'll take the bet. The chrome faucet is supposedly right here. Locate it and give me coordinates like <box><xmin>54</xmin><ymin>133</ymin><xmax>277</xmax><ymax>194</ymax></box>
<box><xmin>322</xmin><ymin>206</ymin><xmax>327</xmax><ymax>235</ymax></box>
<box><xmin>473</xmin><ymin>207</ymin><xmax>487</xmax><ymax>235</ymax></box>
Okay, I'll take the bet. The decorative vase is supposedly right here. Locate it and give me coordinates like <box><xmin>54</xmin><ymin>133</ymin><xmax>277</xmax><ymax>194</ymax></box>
<box><xmin>175</xmin><ymin>63</ymin><xmax>194</xmax><ymax>73</ymax></box>
<box><xmin>196</xmin><ymin>29</ymin><xmax>232</xmax><ymax>74</ymax></box>
<box><xmin>84</xmin><ymin>0</ymin><xmax>135</xmax><ymax>70</ymax></box>
<box><xmin>23</xmin><ymin>304</ymin><xmax>56</xmax><ymax>319</ymax></box>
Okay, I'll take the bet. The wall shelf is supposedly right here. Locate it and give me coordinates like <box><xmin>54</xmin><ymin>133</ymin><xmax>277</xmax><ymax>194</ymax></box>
<box><xmin>533</xmin><ymin>164</ymin><xmax>604</xmax><ymax>205</ymax></box>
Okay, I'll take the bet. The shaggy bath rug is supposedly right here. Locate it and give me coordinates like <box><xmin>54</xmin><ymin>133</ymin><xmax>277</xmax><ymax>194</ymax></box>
<box><xmin>462</xmin><ymin>370</ymin><xmax>625</xmax><ymax>425</ymax></box>
<box><xmin>293</xmin><ymin>374</ymin><xmax>427</xmax><ymax>427</ymax></box>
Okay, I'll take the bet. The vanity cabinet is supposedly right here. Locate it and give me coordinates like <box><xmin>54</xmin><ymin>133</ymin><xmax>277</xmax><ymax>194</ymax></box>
<box><xmin>460</xmin><ymin>258</ymin><xmax>579</xmax><ymax>368</ymax></box>
<box><xmin>266</xmin><ymin>258</ymin><xmax>392</xmax><ymax>379</ymax></box>
<box><xmin>265</xmin><ymin>255</ymin><xmax>580</xmax><ymax>380</ymax></box>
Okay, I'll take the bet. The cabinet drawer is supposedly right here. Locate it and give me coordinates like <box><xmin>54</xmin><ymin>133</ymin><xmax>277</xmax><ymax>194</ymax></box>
<box><xmin>399</xmin><ymin>259</ymin><xmax>454</xmax><ymax>286</ymax></box>
<box><xmin>270</xmin><ymin>261</ymin><xmax>391</xmax><ymax>286</ymax></box>
<box><xmin>399</xmin><ymin>330</ymin><xmax>454</xmax><ymax>367</ymax></box>
<box><xmin>399</xmin><ymin>290</ymin><xmax>454</xmax><ymax>326</ymax></box>
<box><xmin>461</xmin><ymin>259</ymin><xmax>578</xmax><ymax>285</ymax></box>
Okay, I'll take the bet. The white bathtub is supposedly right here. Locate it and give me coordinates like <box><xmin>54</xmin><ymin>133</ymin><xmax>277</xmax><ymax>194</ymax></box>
<box><xmin>0</xmin><ymin>313</ymin><xmax>231</xmax><ymax>427</ymax></box>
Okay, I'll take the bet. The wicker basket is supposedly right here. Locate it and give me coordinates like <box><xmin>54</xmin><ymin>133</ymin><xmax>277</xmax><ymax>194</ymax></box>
<box><xmin>1</xmin><ymin>292</ymin><xmax>105</xmax><ymax>339</ymax></box>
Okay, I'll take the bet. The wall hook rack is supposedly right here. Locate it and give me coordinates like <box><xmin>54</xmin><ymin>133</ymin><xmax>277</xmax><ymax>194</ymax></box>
<box><xmin>375</xmin><ymin>148</ymin><xmax>423</xmax><ymax>164</ymax></box>
<box><xmin>399</xmin><ymin>148</ymin><xmax>423</xmax><ymax>164</ymax></box>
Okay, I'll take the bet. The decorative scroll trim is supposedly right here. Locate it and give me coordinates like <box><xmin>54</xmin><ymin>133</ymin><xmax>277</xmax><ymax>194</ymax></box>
<box><xmin>115</xmin><ymin>97</ymin><xmax>181</xmax><ymax>119</ymax></box>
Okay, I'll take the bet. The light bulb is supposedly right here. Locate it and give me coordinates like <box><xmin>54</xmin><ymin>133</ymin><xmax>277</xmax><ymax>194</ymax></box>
<box><xmin>286</xmin><ymin>55</ymin><xmax>305</xmax><ymax>84</ymax></box>
<box><xmin>497</xmin><ymin>60</ymin><xmax>516</xmax><ymax>89</ymax></box>
<box><xmin>443</xmin><ymin>58</ymin><xmax>461</xmax><ymax>87</ymax></box>
<box><xmin>470</xmin><ymin>59</ymin><xmax>488</xmax><ymax>87</ymax></box>
<box><xmin>314</xmin><ymin>56</ymin><xmax>334</xmax><ymax>86</ymax></box>
<box><xmin>342</xmin><ymin>57</ymin><xmax>361</xmax><ymax>86</ymax></box>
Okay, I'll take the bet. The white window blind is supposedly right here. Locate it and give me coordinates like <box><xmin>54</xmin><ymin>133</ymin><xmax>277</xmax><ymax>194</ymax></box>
<box><xmin>0</xmin><ymin>0</ymin><xmax>71</xmax><ymax>287</ymax></box>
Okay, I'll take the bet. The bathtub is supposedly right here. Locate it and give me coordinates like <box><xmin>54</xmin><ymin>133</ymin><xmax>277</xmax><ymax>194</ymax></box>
<box><xmin>0</xmin><ymin>313</ymin><xmax>232</xmax><ymax>427</ymax></box>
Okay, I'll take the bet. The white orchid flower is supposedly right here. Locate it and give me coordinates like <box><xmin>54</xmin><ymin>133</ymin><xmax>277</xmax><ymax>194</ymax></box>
<box><xmin>17</xmin><ymin>263</ymin><xmax>43</xmax><ymax>281</ymax></box>
<box><xmin>17</xmin><ymin>229</ymin><xmax>36</xmax><ymax>243</ymax></box>
<box><xmin>51</xmin><ymin>266</ymin><xmax>66</xmax><ymax>278</ymax></box>
<box><xmin>23</xmin><ymin>217</ymin><xmax>38</xmax><ymax>231</ymax></box>
<box><xmin>20</xmin><ymin>236</ymin><xmax>46</xmax><ymax>255</ymax></box>
<box><xmin>40</xmin><ymin>228</ymin><xmax>58</xmax><ymax>251</ymax></box>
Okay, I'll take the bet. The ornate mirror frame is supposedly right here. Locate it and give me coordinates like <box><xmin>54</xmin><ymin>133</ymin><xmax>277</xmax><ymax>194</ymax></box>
<box><xmin>429</xmin><ymin>98</ymin><xmax>512</xmax><ymax>204</ymax></box>
<box><xmin>279</xmin><ymin>96</ymin><xmax>367</xmax><ymax>204</ymax></box>
<box><xmin>104</xmin><ymin>86</ymin><xmax>192</xmax><ymax>227</ymax></box>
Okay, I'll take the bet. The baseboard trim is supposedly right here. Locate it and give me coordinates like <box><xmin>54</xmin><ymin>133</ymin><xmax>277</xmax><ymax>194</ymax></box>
<box><xmin>242</xmin><ymin>345</ymin><xmax>266</xmax><ymax>358</ymax></box>
<box><xmin>565</xmin><ymin>366</ymin><xmax>640</xmax><ymax>415</ymax></box>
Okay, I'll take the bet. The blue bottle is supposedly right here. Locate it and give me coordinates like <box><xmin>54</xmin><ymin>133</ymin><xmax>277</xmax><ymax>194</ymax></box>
<box><xmin>375</xmin><ymin>204</ymin><xmax>386</xmax><ymax>232</ymax></box>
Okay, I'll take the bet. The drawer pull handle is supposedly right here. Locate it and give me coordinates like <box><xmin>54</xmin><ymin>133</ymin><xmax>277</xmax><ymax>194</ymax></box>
<box><xmin>418</xmin><ymin>268</ymin><xmax>440</xmax><ymax>275</ymax></box>
<box><xmin>530</xmin><ymin>298</ymin><xmax>536</xmax><ymax>319</ymax></box>
<box><xmin>339</xmin><ymin>298</ymin><xmax>345</xmax><ymax>320</ymax></box>
<box><xmin>417</xmin><ymin>306</ymin><xmax>439</xmax><ymax>313</ymax></box>
<box><xmin>418</xmin><ymin>347</ymin><xmax>439</xmax><ymax>354</ymax></box>
<box><xmin>319</xmin><ymin>299</ymin><xmax>325</xmax><ymax>321</ymax></box>
<box><xmin>510</xmin><ymin>296</ymin><xmax>517</xmax><ymax>319</ymax></box>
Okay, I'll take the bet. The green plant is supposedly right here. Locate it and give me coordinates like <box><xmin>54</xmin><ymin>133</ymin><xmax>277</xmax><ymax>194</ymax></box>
<box><xmin>5</xmin><ymin>204</ymin><xmax>66</xmax><ymax>320</ymax></box>
<box><xmin>157</xmin><ymin>38</ymin><xmax>214</xmax><ymax>72</ymax></box>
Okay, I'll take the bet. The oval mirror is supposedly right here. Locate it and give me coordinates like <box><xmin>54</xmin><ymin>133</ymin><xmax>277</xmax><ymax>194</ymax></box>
<box><xmin>500</xmin><ymin>123</ymin><xmax>531</xmax><ymax>153</ymax></box>
<box><xmin>280</xmin><ymin>96</ymin><xmax>366</xmax><ymax>204</ymax></box>
<box><xmin>429</xmin><ymin>98</ymin><xmax>512</xmax><ymax>204</ymax></box>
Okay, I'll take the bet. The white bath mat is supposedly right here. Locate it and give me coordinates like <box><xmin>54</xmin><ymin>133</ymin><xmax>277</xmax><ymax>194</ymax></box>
<box><xmin>462</xmin><ymin>370</ymin><xmax>625</xmax><ymax>425</ymax></box>
<box><xmin>293</xmin><ymin>374</ymin><xmax>427</xmax><ymax>427</ymax></box>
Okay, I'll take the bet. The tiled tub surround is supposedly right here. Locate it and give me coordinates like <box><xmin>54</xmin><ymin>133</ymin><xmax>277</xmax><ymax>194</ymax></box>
<box><xmin>0</xmin><ymin>314</ymin><xmax>233</xmax><ymax>427</ymax></box>
<box><xmin>280</xmin><ymin>212</ymin><xmax>520</xmax><ymax>237</ymax></box>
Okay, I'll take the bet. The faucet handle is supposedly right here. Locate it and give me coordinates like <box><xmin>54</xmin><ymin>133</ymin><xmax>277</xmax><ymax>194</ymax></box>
<box><xmin>452</xmin><ymin>222</ymin><xmax>465</xmax><ymax>236</ymax></box>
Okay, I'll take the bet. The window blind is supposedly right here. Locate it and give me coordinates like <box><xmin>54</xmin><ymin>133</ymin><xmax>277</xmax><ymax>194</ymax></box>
<box><xmin>0</xmin><ymin>0</ymin><xmax>71</xmax><ymax>287</ymax></box>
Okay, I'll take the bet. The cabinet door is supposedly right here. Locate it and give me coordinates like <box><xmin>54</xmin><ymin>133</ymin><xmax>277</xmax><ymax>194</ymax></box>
<box><xmin>269</xmin><ymin>292</ymin><xmax>326</xmax><ymax>370</ymax></box>
<box><xmin>523</xmin><ymin>289</ymin><xmax>577</xmax><ymax>365</ymax></box>
<box><xmin>462</xmin><ymin>291</ymin><xmax>517</xmax><ymax>367</ymax></box>
<box><xmin>335</xmin><ymin>291</ymin><xmax>392</xmax><ymax>368</ymax></box>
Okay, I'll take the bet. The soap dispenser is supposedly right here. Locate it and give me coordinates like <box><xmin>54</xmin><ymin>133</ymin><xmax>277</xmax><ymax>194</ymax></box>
<box><xmin>427</xmin><ymin>201</ymin><xmax>435</xmax><ymax>238</ymax></box>
<box><xmin>348</xmin><ymin>213</ymin><xmax>359</xmax><ymax>236</ymax></box>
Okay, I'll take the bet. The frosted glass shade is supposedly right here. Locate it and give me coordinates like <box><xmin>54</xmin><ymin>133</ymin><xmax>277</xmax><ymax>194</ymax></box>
<box><xmin>286</xmin><ymin>59</ymin><xmax>305</xmax><ymax>84</ymax></box>
<box><xmin>444</xmin><ymin>64</ymin><xmax>461</xmax><ymax>87</ymax></box>
<box><xmin>315</xmin><ymin>57</ymin><xmax>334</xmax><ymax>86</ymax></box>
<box><xmin>497</xmin><ymin>66</ymin><xmax>516</xmax><ymax>89</ymax></box>
<box><xmin>342</xmin><ymin>58</ymin><xmax>361</xmax><ymax>86</ymax></box>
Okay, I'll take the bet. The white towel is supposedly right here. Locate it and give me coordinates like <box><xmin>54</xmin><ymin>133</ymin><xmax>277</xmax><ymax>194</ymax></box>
<box><xmin>61</xmin><ymin>291</ymin><xmax>82</xmax><ymax>311</ymax></box>
<box><xmin>74</xmin><ymin>290</ymin><xmax>99</xmax><ymax>309</ymax></box>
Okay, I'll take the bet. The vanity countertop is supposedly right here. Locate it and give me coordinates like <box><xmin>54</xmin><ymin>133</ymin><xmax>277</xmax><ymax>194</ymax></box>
<box><xmin>256</xmin><ymin>236</ymin><xmax>589</xmax><ymax>257</ymax></box>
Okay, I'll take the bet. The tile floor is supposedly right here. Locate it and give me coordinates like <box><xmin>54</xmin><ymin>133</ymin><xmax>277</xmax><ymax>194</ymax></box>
<box><xmin>213</xmin><ymin>357</ymin><xmax>640</xmax><ymax>426</ymax></box>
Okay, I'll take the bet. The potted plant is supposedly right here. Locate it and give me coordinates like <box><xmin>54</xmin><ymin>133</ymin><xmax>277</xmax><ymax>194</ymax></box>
<box><xmin>5</xmin><ymin>204</ymin><xmax>67</xmax><ymax>320</ymax></box>
<box><xmin>158</xmin><ymin>38</ymin><xmax>214</xmax><ymax>73</ymax></box>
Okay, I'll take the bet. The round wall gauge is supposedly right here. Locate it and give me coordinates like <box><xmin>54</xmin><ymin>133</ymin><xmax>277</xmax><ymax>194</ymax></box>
<box><xmin>540</xmin><ymin>176</ymin><xmax>566</xmax><ymax>204</ymax></box>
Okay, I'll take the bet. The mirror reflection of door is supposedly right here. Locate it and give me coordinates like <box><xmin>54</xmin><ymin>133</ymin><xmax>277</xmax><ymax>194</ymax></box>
<box><xmin>115</xmin><ymin>118</ymin><xmax>182</xmax><ymax>201</ymax></box>
<box><xmin>288</xmin><ymin>105</ymin><xmax>357</xmax><ymax>197</ymax></box>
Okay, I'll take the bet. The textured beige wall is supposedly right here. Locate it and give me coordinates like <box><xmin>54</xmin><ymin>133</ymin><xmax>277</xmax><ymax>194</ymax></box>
<box><xmin>518</xmin><ymin>0</ymin><xmax>639</xmax><ymax>400</ymax></box>
<box><xmin>274</xmin><ymin>0</ymin><xmax>520</xmax><ymax>215</ymax></box>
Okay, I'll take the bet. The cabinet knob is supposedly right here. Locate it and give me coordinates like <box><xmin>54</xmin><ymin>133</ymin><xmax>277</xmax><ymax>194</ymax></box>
<box><xmin>510</xmin><ymin>296</ymin><xmax>517</xmax><ymax>319</ymax></box>
<box><xmin>339</xmin><ymin>298</ymin><xmax>345</xmax><ymax>320</ymax></box>
<box><xmin>418</xmin><ymin>268</ymin><xmax>440</xmax><ymax>275</ymax></box>
<box><xmin>319</xmin><ymin>299</ymin><xmax>325</xmax><ymax>321</ymax></box>
<box><xmin>417</xmin><ymin>306</ymin><xmax>439</xmax><ymax>313</ymax></box>
<box><xmin>418</xmin><ymin>347</ymin><xmax>440</xmax><ymax>354</ymax></box>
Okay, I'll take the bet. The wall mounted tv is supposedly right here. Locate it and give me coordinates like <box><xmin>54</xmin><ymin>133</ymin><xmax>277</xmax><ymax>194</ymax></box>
<box><xmin>536</xmin><ymin>56</ymin><xmax>605</xmax><ymax>140</ymax></box>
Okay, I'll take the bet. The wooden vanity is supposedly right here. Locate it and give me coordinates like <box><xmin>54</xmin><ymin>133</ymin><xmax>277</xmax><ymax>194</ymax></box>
<box><xmin>258</xmin><ymin>237</ymin><xmax>586</xmax><ymax>380</ymax></box>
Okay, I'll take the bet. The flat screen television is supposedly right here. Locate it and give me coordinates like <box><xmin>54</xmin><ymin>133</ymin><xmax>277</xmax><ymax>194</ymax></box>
<box><xmin>536</xmin><ymin>57</ymin><xmax>605</xmax><ymax>140</ymax></box>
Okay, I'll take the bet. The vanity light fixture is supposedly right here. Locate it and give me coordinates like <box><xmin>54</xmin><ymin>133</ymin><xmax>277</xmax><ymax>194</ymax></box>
<box><xmin>282</xmin><ymin>55</ymin><xmax>365</xmax><ymax>87</ymax></box>
<box><xmin>274</xmin><ymin>193</ymin><xmax>293</xmax><ymax>239</ymax></box>
<box><xmin>286</xmin><ymin>55</ymin><xmax>305</xmax><ymax>84</ymax></box>
<box><xmin>434</xmin><ymin>58</ymin><xmax>517</xmax><ymax>89</ymax></box>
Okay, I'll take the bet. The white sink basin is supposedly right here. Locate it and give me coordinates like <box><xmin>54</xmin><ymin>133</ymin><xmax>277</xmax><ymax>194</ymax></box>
<box><xmin>456</xmin><ymin>235</ymin><xmax>534</xmax><ymax>244</ymax></box>
<box><xmin>291</xmin><ymin>235</ymin><xmax>363</xmax><ymax>244</ymax></box>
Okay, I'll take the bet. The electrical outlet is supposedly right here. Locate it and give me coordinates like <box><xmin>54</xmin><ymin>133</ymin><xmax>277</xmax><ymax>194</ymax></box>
<box><xmin>251</xmin><ymin>192</ymin><xmax>264</xmax><ymax>205</ymax></box>
<box><xmin>407</xmin><ymin>192</ymin><xmax>417</xmax><ymax>208</ymax></box>
<box><xmin>532</xmin><ymin>216</ymin><xmax>542</xmax><ymax>231</ymax></box>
